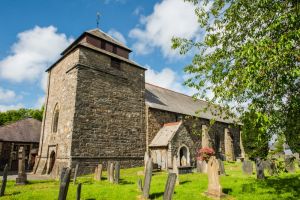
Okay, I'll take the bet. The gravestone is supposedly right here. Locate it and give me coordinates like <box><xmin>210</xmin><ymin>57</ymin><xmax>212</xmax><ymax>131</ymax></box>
<box><xmin>137</xmin><ymin>178</ymin><xmax>143</xmax><ymax>192</ymax></box>
<box><xmin>73</xmin><ymin>163</ymin><xmax>79</xmax><ymax>185</ymax></box>
<box><xmin>197</xmin><ymin>160</ymin><xmax>208</xmax><ymax>173</ymax></box>
<box><xmin>107</xmin><ymin>161</ymin><xmax>111</xmax><ymax>181</ymax></box>
<box><xmin>285</xmin><ymin>156</ymin><xmax>295</xmax><ymax>173</ymax></box>
<box><xmin>0</xmin><ymin>164</ymin><xmax>8</xmax><ymax>196</ymax></box>
<box><xmin>205</xmin><ymin>156</ymin><xmax>225</xmax><ymax>198</ymax></box>
<box><xmin>143</xmin><ymin>158</ymin><xmax>153</xmax><ymax>199</ymax></box>
<box><xmin>58</xmin><ymin>167</ymin><xmax>71</xmax><ymax>200</ymax></box>
<box><xmin>163</xmin><ymin>173</ymin><xmax>177</xmax><ymax>200</ymax></box>
<box><xmin>16</xmin><ymin>146</ymin><xmax>27</xmax><ymax>185</ymax></box>
<box><xmin>172</xmin><ymin>156</ymin><xmax>179</xmax><ymax>185</ymax></box>
<box><xmin>114</xmin><ymin>161</ymin><xmax>120</xmax><ymax>184</ymax></box>
<box><xmin>95</xmin><ymin>164</ymin><xmax>103</xmax><ymax>181</ymax></box>
<box><xmin>60</xmin><ymin>167</ymin><xmax>68</xmax><ymax>183</ymax></box>
<box><xmin>255</xmin><ymin>158</ymin><xmax>265</xmax><ymax>179</ymax></box>
<box><xmin>109</xmin><ymin>162</ymin><xmax>114</xmax><ymax>183</ymax></box>
<box><xmin>218</xmin><ymin>159</ymin><xmax>226</xmax><ymax>175</ymax></box>
<box><xmin>242</xmin><ymin>160</ymin><xmax>253</xmax><ymax>175</ymax></box>
<box><xmin>76</xmin><ymin>183</ymin><xmax>81</xmax><ymax>200</ymax></box>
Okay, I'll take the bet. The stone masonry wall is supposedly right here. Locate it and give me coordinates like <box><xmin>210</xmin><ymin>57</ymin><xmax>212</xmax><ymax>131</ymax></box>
<box><xmin>147</xmin><ymin>108</ymin><xmax>241</xmax><ymax>162</ymax></box>
<box><xmin>70</xmin><ymin>47</ymin><xmax>146</xmax><ymax>174</ymax></box>
<box><xmin>35</xmin><ymin>49</ymin><xmax>80</xmax><ymax>175</ymax></box>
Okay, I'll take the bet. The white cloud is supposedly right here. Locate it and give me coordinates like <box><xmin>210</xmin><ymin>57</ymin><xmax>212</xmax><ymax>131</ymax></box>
<box><xmin>35</xmin><ymin>96</ymin><xmax>45</xmax><ymax>108</ymax></box>
<box><xmin>0</xmin><ymin>26</ymin><xmax>73</xmax><ymax>90</ymax></box>
<box><xmin>0</xmin><ymin>87</ymin><xmax>17</xmax><ymax>103</ymax></box>
<box><xmin>133</xmin><ymin>6</ymin><xmax>143</xmax><ymax>16</ymax></box>
<box><xmin>145</xmin><ymin>65</ymin><xmax>197</xmax><ymax>96</ymax></box>
<box><xmin>108</xmin><ymin>29</ymin><xmax>127</xmax><ymax>45</ymax></box>
<box><xmin>0</xmin><ymin>103</ymin><xmax>24</xmax><ymax>112</ymax></box>
<box><xmin>129</xmin><ymin>0</ymin><xmax>201</xmax><ymax>58</ymax></box>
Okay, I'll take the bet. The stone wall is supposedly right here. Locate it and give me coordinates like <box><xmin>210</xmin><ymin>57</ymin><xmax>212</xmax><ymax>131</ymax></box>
<box><xmin>70</xmin><ymin>47</ymin><xmax>146</xmax><ymax>174</ymax></box>
<box><xmin>35</xmin><ymin>49</ymin><xmax>80</xmax><ymax>175</ymax></box>
<box><xmin>147</xmin><ymin>108</ymin><xmax>242</xmax><ymax>162</ymax></box>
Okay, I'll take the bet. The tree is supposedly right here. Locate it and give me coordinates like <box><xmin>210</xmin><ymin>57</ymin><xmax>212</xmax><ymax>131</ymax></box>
<box><xmin>0</xmin><ymin>107</ymin><xmax>44</xmax><ymax>126</ymax></box>
<box><xmin>172</xmin><ymin>0</ymin><xmax>300</xmax><ymax>152</ymax></box>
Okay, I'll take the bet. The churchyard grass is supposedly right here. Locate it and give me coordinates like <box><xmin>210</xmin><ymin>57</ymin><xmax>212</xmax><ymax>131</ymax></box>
<box><xmin>1</xmin><ymin>162</ymin><xmax>300</xmax><ymax>200</ymax></box>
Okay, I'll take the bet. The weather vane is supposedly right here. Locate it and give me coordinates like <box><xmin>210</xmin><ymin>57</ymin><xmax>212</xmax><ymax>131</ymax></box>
<box><xmin>96</xmin><ymin>12</ymin><xmax>101</xmax><ymax>28</ymax></box>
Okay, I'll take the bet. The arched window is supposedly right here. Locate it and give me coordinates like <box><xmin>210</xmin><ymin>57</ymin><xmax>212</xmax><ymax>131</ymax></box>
<box><xmin>52</xmin><ymin>105</ymin><xmax>59</xmax><ymax>133</ymax></box>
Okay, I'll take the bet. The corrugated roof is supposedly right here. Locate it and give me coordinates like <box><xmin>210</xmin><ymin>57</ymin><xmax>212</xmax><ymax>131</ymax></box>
<box><xmin>0</xmin><ymin>118</ymin><xmax>41</xmax><ymax>143</ymax></box>
<box><xmin>145</xmin><ymin>83</ymin><xmax>236</xmax><ymax>124</ymax></box>
<box><xmin>149</xmin><ymin>121</ymin><xmax>182</xmax><ymax>147</ymax></box>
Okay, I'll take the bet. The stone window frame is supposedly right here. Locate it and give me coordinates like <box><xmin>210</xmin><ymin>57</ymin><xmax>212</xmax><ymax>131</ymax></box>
<box><xmin>177</xmin><ymin>144</ymin><xmax>191</xmax><ymax>166</ymax></box>
<box><xmin>52</xmin><ymin>103</ymin><xmax>60</xmax><ymax>133</ymax></box>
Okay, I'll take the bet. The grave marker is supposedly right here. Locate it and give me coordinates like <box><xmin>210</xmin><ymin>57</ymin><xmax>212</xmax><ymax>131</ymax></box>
<box><xmin>172</xmin><ymin>156</ymin><xmax>179</xmax><ymax>185</ymax></box>
<box><xmin>73</xmin><ymin>163</ymin><xmax>79</xmax><ymax>185</ymax></box>
<box><xmin>58</xmin><ymin>167</ymin><xmax>71</xmax><ymax>200</ymax></box>
<box><xmin>0</xmin><ymin>164</ymin><xmax>8</xmax><ymax>196</ymax></box>
<box><xmin>114</xmin><ymin>161</ymin><xmax>120</xmax><ymax>184</ymax></box>
<box><xmin>143</xmin><ymin>158</ymin><xmax>153</xmax><ymax>199</ymax></box>
<box><xmin>255</xmin><ymin>158</ymin><xmax>265</xmax><ymax>179</ymax></box>
<box><xmin>163</xmin><ymin>173</ymin><xmax>177</xmax><ymax>200</ymax></box>
<box><xmin>285</xmin><ymin>156</ymin><xmax>295</xmax><ymax>173</ymax></box>
<box><xmin>242</xmin><ymin>160</ymin><xmax>253</xmax><ymax>175</ymax></box>
<box><xmin>60</xmin><ymin>167</ymin><xmax>68</xmax><ymax>183</ymax></box>
<box><xmin>109</xmin><ymin>162</ymin><xmax>114</xmax><ymax>183</ymax></box>
<box><xmin>218</xmin><ymin>159</ymin><xmax>226</xmax><ymax>175</ymax></box>
<box><xmin>76</xmin><ymin>183</ymin><xmax>82</xmax><ymax>200</ymax></box>
<box><xmin>16</xmin><ymin>146</ymin><xmax>27</xmax><ymax>185</ymax></box>
<box><xmin>95</xmin><ymin>164</ymin><xmax>103</xmax><ymax>181</ymax></box>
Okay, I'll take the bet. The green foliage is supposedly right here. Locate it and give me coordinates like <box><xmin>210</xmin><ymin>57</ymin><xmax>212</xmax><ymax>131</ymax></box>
<box><xmin>271</xmin><ymin>135</ymin><xmax>285</xmax><ymax>155</ymax></box>
<box><xmin>242</xmin><ymin>109</ymin><xmax>271</xmax><ymax>160</ymax></box>
<box><xmin>173</xmin><ymin>0</ymin><xmax>300</xmax><ymax>151</ymax></box>
<box><xmin>0</xmin><ymin>106</ymin><xmax>44</xmax><ymax>126</ymax></box>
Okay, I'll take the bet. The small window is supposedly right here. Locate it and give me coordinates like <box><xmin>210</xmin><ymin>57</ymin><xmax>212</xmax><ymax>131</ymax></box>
<box><xmin>113</xmin><ymin>46</ymin><xmax>117</xmax><ymax>54</ymax></box>
<box><xmin>101</xmin><ymin>41</ymin><xmax>106</xmax><ymax>49</ymax></box>
<box><xmin>111</xmin><ymin>58</ymin><xmax>121</xmax><ymax>70</ymax></box>
<box><xmin>52</xmin><ymin>108</ymin><xmax>59</xmax><ymax>133</ymax></box>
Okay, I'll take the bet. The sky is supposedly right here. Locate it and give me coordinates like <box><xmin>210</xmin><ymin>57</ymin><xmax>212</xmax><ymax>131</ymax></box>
<box><xmin>0</xmin><ymin>0</ymin><xmax>205</xmax><ymax>111</ymax></box>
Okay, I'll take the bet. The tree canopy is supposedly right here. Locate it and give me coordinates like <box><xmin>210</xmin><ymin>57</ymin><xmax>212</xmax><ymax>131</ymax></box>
<box><xmin>0</xmin><ymin>107</ymin><xmax>44</xmax><ymax>126</ymax></box>
<box><xmin>173</xmin><ymin>0</ymin><xmax>300</xmax><ymax>152</ymax></box>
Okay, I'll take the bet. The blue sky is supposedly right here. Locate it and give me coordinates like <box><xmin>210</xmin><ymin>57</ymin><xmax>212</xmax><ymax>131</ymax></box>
<box><xmin>0</xmin><ymin>0</ymin><xmax>204</xmax><ymax>111</ymax></box>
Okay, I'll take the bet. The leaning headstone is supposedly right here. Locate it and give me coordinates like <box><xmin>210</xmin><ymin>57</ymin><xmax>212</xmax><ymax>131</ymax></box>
<box><xmin>242</xmin><ymin>160</ymin><xmax>253</xmax><ymax>175</ymax></box>
<box><xmin>60</xmin><ymin>167</ymin><xmax>68</xmax><ymax>183</ymax></box>
<box><xmin>109</xmin><ymin>162</ymin><xmax>114</xmax><ymax>183</ymax></box>
<box><xmin>137</xmin><ymin>178</ymin><xmax>143</xmax><ymax>192</ymax></box>
<box><xmin>95</xmin><ymin>164</ymin><xmax>103</xmax><ymax>181</ymax></box>
<box><xmin>172</xmin><ymin>156</ymin><xmax>179</xmax><ymax>185</ymax></box>
<box><xmin>73</xmin><ymin>163</ymin><xmax>79</xmax><ymax>185</ymax></box>
<box><xmin>205</xmin><ymin>156</ymin><xmax>225</xmax><ymax>198</ymax></box>
<box><xmin>114</xmin><ymin>161</ymin><xmax>120</xmax><ymax>184</ymax></box>
<box><xmin>58</xmin><ymin>167</ymin><xmax>71</xmax><ymax>200</ymax></box>
<box><xmin>0</xmin><ymin>164</ymin><xmax>8</xmax><ymax>196</ymax></box>
<box><xmin>285</xmin><ymin>156</ymin><xmax>295</xmax><ymax>173</ymax></box>
<box><xmin>197</xmin><ymin>160</ymin><xmax>207</xmax><ymax>173</ymax></box>
<box><xmin>255</xmin><ymin>158</ymin><xmax>265</xmax><ymax>179</ymax></box>
<box><xmin>143</xmin><ymin>158</ymin><xmax>153</xmax><ymax>199</ymax></box>
<box><xmin>16</xmin><ymin>146</ymin><xmax>27</xmax><ymax>185</ymax></box>
<box><xmin>218</xmin><ymin>159</ymin><xmax>226</xmax><ymax>175</ymax></box>
<box><xmin>76</xmin><ymin>183</ymin><xmax>81</xmax><ymax>200</ymax></box>
<box><xmin>163</xmin><ymin>173</ymin><xmax>177</xmax><ymax>200</ymax></box>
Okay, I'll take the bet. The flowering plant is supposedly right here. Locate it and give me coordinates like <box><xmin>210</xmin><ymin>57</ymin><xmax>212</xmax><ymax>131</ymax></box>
<box><xmin>197</xmin><ymin>147</ymin><xmax>215</xmax><ymax>161</ymax></box>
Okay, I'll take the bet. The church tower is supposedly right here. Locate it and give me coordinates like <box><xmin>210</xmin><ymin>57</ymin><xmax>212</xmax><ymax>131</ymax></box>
<box><xmin>34</xmin><ymin>29</ymin><xmax>146</xmax><ymax>176</ymax></box>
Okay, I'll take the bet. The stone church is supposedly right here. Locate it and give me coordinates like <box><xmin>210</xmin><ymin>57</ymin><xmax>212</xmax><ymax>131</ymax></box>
<box><xmin>34</xmin><ymin>29</ymin><xmax>243</xmax><ymax>176</ymax></box>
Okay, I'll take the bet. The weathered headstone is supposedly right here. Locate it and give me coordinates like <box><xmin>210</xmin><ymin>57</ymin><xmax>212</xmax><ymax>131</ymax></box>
<box><xmin>58</xmin><ymin>167</ymin><xmax>71</xmax><ymax>200</ymax></box>
<box><xmin>218</xmin><ymin>159</ymin><xmax>226</xmax><ymax>175</ymax></box>
<box><xmin>16</xmin><ymin>146</ymin><xmax>27</xmax><ymax>185</ymax></box>
<box><xmin>94</xmin><ymin>166</ymin><xmax>98</xmax><ymax>180</ymax></box>
<box><xmin>114</xmin><ymin>161</ymin><xmax>120</xmax><ymax>184</ymax></box>
<box><xmin>76</xmin><ymin>183</ymin><xmax>81</xmax><ymax>200</ymax></box>
<box><xmin>172</xmin><ymin>156</ymin><xmax>179</xmax><ymax>185</ymax></box>
<box><xmin>143</xmin><ymin>158</ymin><xmax>153</xmax><ymax>199</ymax></box>
<box><xmin>255</xmin><ymin>158</ymin><xmax>265</xmax><ymax>179</ymax></box>
<box><xmin>205</xmin><ymin>156</ymin><xmax>224</xmax><ymax>198</ymax></box>
<box><xmin>60</xmin><ymin>167</ymin><xmax>68</xmax><ymax>183</ymax></box>
<box><xmin>137</xmin><ymin>178</ymin><xmax>143</xmax><ymax>192</ymax></box>
<box><xmin>107</xmin><ymin>161</ymin><xmax>111</xmax><ymax>181</ymax></box>
<box><xmin>197</xmin><ymin>160</ymin><xmax>208</xmax><ymax>173</ymax></box>
<box><xmin>109</xmin><ymin>162</ymin><xmax>114</xmax><ymax>183</ymax></box>
<box><xmin>163</xmin><ymin>173</ymin><xmax>177</xmax><ymax>200</ymax></box>
<box><xmin>0</xmin><ymin>164</ymin><xmax>8</xmax><ymax>196</ymax></box>
<box><xmin>95</xmin><ymin>164</ymin><xmax>103</xmax><ymax>181</ymax></box>
<box><xmin>73</xmin><ymin>163</ymin><xmax>79</xmax><ymax>185</ymax></box>
<box><xmin>285</xmin><ymin>156</ymin><xmax>295</xmax><ymax>173</ymax></box>
<box><xmin>242</xmin><ymin>160</ymin><xmax>253</xmax><ymax>175</ymax></box>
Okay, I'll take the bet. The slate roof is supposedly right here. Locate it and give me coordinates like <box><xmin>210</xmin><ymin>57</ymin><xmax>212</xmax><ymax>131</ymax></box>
<box><xmin>149</xmin><ymin>121</ymin><xmax>182</xmax><ymax>147</ymax></box>
<box><xmin>145</xmin><ymin>83</ymin><xmax>236</xmax><ymax>124</ymax></box>
<box><xmin>0</xmin><ymin>118</ymin><xmax>41</xmax><ymax>143</ymax></box>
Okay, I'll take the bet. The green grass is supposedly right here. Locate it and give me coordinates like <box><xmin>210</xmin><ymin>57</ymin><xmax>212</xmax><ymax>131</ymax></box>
<box><xmin>2</xmin><ymin>162</ymin><xmax>300</xmax><ymax>200</ymax></box>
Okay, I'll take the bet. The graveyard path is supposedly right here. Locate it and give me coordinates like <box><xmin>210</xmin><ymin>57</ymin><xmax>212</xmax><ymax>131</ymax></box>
<box><xmin>2</xmin><ymin>173</ymin><xmax>52</xmax><ymax>181</ymax></box>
